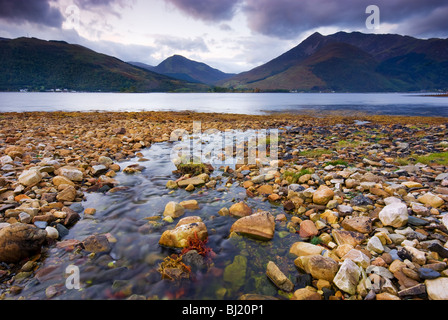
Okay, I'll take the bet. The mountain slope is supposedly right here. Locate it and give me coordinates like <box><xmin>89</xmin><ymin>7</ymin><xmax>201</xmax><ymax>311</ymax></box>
<box><xmin>148</xmin><ymin>55</ymin><xmax>235</xmax><ymax>85</ymax></box>
<box><xmin>127</xmin><ymin>61</ymin><xmax>156</xmax><ymax>72</ymax></box>
<box><xmin>219</xmin><ymin>31</ymin><xmax>448</xmax><ymax>92</ymax></box>
<box><xmin>0</xmin><ymin>37</ymin><xmax>209</xmax><ymax>92</ymax></box>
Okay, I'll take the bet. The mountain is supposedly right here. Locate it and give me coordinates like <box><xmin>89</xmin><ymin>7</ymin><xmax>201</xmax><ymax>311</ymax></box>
<box><xmin>0</xmin><ymin>37</ymin><xmax>209</xmax><ymax>92</ymax></box>
<box><xmin>219</xmin><ymin>31</ymin><xmax>448</xmax><ymax>92</ymax></box>
<box><xmin>127</xmin><ymin>61</ymin><xmax>156</xmax><ymax>72</ymax></box>
<box><xmin>135</xmin><ymin>55</ymin><xmax>235</xmax><ymax>85</ymax></box>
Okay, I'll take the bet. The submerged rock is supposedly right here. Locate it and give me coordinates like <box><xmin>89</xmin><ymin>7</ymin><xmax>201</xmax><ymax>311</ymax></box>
<box><xmin>82</xmin><ymin>234</ymin><xmax>111</xmax><ymax>253</ymax></box>
<box><xmin>266</xmin><ymin>261</ymin><xmax>294</xmax><ymax>292</ymax></box>
<box><xmin>224</xmin><ymin>255</ymin><xmax>247</xmax><ymax>291</ymax></box>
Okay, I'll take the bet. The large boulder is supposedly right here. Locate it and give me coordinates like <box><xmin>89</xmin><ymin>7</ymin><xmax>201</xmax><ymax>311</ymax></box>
<box><xmin>0</xmin><ymin>223</ymin><xmax>47</xmax><ymax>263</ymax></box>
<box><xmin>379</xmin><ymin>202</ymin><xmax>408</xmax><ymax>228</ymax></box>
<box><xmin>230</xmin><ymin>211</ymin><xmax>275</xmax><ymax>240</ymax></box>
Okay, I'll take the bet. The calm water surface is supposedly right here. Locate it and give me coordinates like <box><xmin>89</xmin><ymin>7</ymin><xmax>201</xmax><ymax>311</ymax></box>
<box><xmin>1</xmin><ymin>92</ymin><xmax>448</xmax><ymax>116</ymax></box>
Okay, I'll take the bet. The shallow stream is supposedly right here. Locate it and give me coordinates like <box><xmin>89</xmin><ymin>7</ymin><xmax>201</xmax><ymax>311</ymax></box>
<box><xmin>11</xmin><ymin>129</ymin><xmax>304</xmax><ymax>300</ymax></box>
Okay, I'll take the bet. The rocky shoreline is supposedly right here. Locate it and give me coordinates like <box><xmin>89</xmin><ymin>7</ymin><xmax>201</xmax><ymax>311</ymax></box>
<box><xmin>1</xmin><ymin>110</ymin><xmax>448</xmax><ymax>300</ymax></box>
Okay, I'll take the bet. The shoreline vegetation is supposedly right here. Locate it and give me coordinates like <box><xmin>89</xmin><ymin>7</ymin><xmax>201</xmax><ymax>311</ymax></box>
<box><xmin>1</xmin><ymin>110</ymin><xmax>448</xmax><ymax>300</ymax></box>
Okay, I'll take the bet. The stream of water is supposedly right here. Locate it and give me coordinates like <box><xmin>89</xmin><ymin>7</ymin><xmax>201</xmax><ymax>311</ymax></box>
<box><xmin>10</xmin><ymin>129</ymin><xmax>303</xmax><ymax>300</ymax></box>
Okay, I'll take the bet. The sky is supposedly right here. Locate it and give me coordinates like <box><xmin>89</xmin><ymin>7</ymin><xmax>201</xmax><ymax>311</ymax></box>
<box><xmin>0</xmin><ymin>0</ymin><xmax>447</xmax><ymax>73</ymax></box>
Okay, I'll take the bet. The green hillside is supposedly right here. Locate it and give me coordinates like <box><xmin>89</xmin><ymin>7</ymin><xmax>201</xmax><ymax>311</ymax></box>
<box><xmin>0</xmin><ymin>37</ymin><xmax>209</xmax><ymax>92</ymax></box>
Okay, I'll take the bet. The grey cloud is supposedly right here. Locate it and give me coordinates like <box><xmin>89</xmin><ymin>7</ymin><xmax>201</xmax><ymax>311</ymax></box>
<box><xmin>242</xmin><ymin>0</ymin><xmax>448</xmax><ymax>39</ymax></box>
<box><xmin>164</xmin><ymin>0</ymin><xmax>242</xmax><ymax>21</ymax></box>
<box><xmin>154</xmin><ymin>35</ymin><xmax>209</xmax><ymax>52</ymax></box>
<box><xmin>0</xmin><ymin>0</ymin><xmax>64</xmax><ymax>27</ymax></box>
<box><xmin>72</xmin><ymin>0</ymin><xmax>134</xmax><ymax>17</ymax></box>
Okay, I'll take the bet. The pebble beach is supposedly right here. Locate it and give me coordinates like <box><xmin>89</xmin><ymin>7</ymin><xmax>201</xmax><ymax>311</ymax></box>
<box><xmin>1</xmin><ymin>110</ymin><xmax>448</xmax><ymax>300</ymax></box>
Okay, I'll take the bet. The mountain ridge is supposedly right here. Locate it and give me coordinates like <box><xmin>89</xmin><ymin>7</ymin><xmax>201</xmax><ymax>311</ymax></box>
<box><xmin>130</xmin><ymin>55</ymin><xmax>235</xmax><ymax>85</ymax></box>
<box><xmin>1</xmin><ymin>32</ymin><xmax>447</xmax><ymax>93</ymax></box>
<box><xmin>219</xmin><ymin>31</ymin><xmax>448</xmax><ymax>92</ymax></box>
<box><xmin>0</xmin><ymin>37</ymin><xmax>209</xmax><ymax>92</ymax></box>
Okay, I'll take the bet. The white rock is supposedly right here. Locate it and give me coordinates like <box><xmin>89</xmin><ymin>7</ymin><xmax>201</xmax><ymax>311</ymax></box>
<box><xmin>442</xmin><ymin>214</ymin><xmax>448</xmax><ymax>230</ymax></box>
<box><xmin>404</xmin><ymin>246</ymin><xmax>426</xmax><ymax>265</ymax></box>
<box><xmin>435</xmin><ymin>173</ymin><xmax>448</xmax><ymax>181</ymax></box>
<box><xmin>18</xmin><ymin>212</ymin><xmax>32</xmax><ymax>224</ymax></box>
<box><xmin>367</xmin><ymin>236</ymin><xmax>384</xmax><ymax>254</ymax></box>
<box><xmin>341</xmin><ymin>249</ymin><xmax>370</xmax><ymax>268</ymax></box>
<box><xmin>302</xmin><ymin>188</ymin><xmax>315</xmax><ymax>198</ymax></box>
<box><xmin>18</xmin><ymin>169</ymin><xmax>42</xmax><ymax>187</ymax></box>
<box><xmin>384</xmin><ymin>197</ymin><xmax>403</xmax><ymax>206</ymax></box>
<box><xmin>379</xmin><ymin>202</ymin><xmax>408</xmax><ymax>228</ymax></box>
<box><xmin>366</xmin><ymin>265</ymin><xmax>394</xmax><ymax>279</ymax></box>
<box><xmin>45</xmin><ymin>226</ymin><xmax>59</xmax><ymax>239</ymax></box>
<box><xmin>333</xmin><ymin>258</ymin><xmax>361</xmax><ymax>295</ymax></box>
<box><xmin>251</xmin><ymin>175</ymin><xmax>265</xmax><ymax>183</ymax></box>
<box><xmin>426</xmin><ymin>278</ymin><xmax>448</xmax><ymax>300</ymax></box>
<box><xmin>0</xmin><ymin>155</ymin><xmax>13</xmax><ymax>165</ymax></box>
<box><xmin>58</xmin><ymin>166</ymin><xmax>83</xmax><ymax>182</ymax></box>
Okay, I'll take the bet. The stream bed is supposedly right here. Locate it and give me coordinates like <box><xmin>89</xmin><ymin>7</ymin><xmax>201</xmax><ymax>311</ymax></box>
<box><xmin>10</xmin><ymin>129</ymin><xmax>303</xmax><ymax>300</ymax></box>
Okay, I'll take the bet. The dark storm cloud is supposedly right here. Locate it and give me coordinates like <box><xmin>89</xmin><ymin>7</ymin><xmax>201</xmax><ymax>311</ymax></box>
<box><xmin>164</xmin><ymin>0</ymin><xmax>242</xmax><ymax>21</ymax></box>
<box><xmin>0</xmin><ymin>0</ymin><xmax>64</xmax><ymax>27</ymax></box>
<box><xmin>242</xmin><ymin>0</ymin><xmax>448</xmax><ymax>38</ymax></box>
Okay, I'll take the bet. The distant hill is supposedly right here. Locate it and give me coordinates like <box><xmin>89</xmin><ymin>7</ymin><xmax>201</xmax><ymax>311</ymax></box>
<box><xmin>219</xmin><ymin>31</ymin><xmax>448</xmax><ymax>92</ymax></box>
<box><xmin>127</xmin><ymin>61</ymin><xmax>156</xmax><ymax>72</ymax></box>
<box><xmin>132</xmin><ymin>55</ymin><xmax>235</xmax><ymax>85</ymax></box>
<box><xmin>0</xmin><ymin>37</ymin><xmax>209</xmax><ymax>92</ymax></box>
